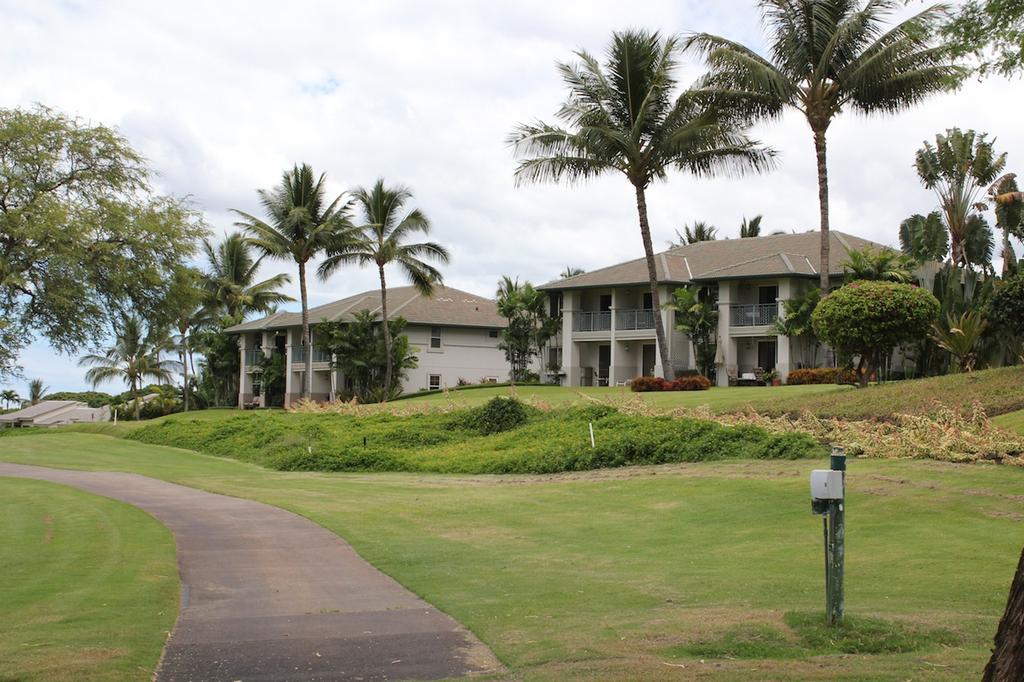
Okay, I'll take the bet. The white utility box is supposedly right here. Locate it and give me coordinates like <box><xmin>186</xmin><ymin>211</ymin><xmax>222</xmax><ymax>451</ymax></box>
<box><xmin>810</xmin><ymin>470</ymin><xmax>844</xmax><ymax>500</ymax></box>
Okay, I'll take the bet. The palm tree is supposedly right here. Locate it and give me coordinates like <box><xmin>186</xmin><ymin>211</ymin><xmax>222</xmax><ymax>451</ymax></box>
<box><xmin>841</xmin><ymin>248</ymin><xmax>915</xmax><ymax>283</ymax></box>
<box><xmin>202</xmin><ymin>233</ymin><xmax>294</xmax><ymax>321</ymax></box>
<box><xmin>915</xmin><ymin>128</ymin><xmax>1005</xmax><ymax>269</ymax></box>
<box><xmin>27</xmin><ymin>379</ymin><xmax>48</xmax><ymax>405</ymax></box>
<box><xmin>319</xmin><ymin>180</ymin><xmax>449</xmax><ymax>397</ymax></box>
<box><xmin>899</xmin><ymin>212</ymin><xmax>949</xmax><ymax>263</ymax></box>
<box><xmin>674</xmin><ymin>221</ymin><xmax>718</xmax><ymax>245</ymax></box>
<box><xmin>560</xmin><ymin>266</ymin><xmax>586</xmax><ymax>279</ymax></box>
<box><xmin>687</xmin><ymin>0</ymin><xmax>960</xmax><ymax>290</ymax></box>
<box><xmin>78</xmin><ymin>316</ymin><xmax>179</xmax><ymax>420</ymax></box>
<box><xmin>740</xmin><ymin>215</ymin><xmax>762</xmax><ymax>238</ymax></box>
<box><xmin>233</xmin><ymin>164</ymin><xmax>353</xmax><ymax>399</ymax></box>
<box><xmin>1</xmin><ymin>389</ymin><xmax>19</xmax><ymax>409</ymax></box>
<box><xmin>931</xmin><ymin>310</ymin><xmax>988</xmax><ymax>372</ymax></box>
<box><xmin>509</xmin><ymin>29</ymin><xmax>773</xmax><ymax>380</ymax></box>
<box><xmin>165</xmin><ymin>266</ymin><xmax>213</xmax><ymax>412</ymax></box>
<box><xmin>989</xmin><ymin>173</ymin><xmax>1024</xmax><ymax>276</ymax></box>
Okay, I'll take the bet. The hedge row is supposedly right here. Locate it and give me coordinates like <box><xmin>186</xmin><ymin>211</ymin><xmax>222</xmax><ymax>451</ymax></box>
<box><xmin>785</xmin><ymin>368</ymin><xmax>859</xmax><ymax>385</ymax></box>
<box><xmin>630</xmin><ymin>375</ymin><xmax>712</xmax><ymax>392</ymax></box>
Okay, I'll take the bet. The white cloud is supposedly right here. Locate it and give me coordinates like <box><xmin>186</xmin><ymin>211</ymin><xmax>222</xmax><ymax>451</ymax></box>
<box><xmin>2</xmin><ymin>0</ymin><xmax>1020</xmax><ymax>391</ymax></box>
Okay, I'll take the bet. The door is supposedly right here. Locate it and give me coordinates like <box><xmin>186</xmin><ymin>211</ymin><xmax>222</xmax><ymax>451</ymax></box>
<box><xmin>599</xmin><ymin>294</ymin><xmax>612</xmax><ymax>311</ymax></box>
<box><xmin>642</xmin><ymin>344</ymin><xmax>656</xmax><ymax>377</ymax></box>
<box><xmin>757</xmin><ymin>340</ymin><xmax>777</xmax><ymax>372</ymax></box>
<box><xmin>598</xmin><ymin>344</ymin><xmax>611</xmax><ymax>385</ymax></box>
<box><xmin>758</xmin><ymin>285</ymin><xmax>778</xmax><ymax>305</ymax></box>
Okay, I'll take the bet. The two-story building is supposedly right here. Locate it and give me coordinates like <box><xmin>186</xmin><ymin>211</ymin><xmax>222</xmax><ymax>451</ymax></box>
<box><xmin>226</xmin><ymin>285</ymin><xmax>510</xmax><ymax>406</ymax></box>
<box><xmin>538</xmin><ymin>230</ymin><xmax>886</xmax><ymax>387</ymax></box>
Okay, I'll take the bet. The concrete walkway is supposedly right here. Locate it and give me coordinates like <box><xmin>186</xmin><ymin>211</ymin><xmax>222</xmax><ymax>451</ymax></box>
<box><xmin>0</xmin><ymin>463</ymin><xmax>501</xmax><ymax>681</ymax></box>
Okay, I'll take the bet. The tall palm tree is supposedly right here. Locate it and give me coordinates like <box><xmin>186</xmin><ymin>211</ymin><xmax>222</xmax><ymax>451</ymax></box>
<box><xmin>509</xmin><ymin>29</ymin><xmax>773</xmax><ymax>380</ymax></box>
<box><xmin>915</xmin><ymin>128</ymin><xmax>1005</xmax><ymax>269</ymax></box>
<box><xmin>202</xmin><ymin>233</ymin><xmax>294</xmax><ymax>321</ymax></box>
<box><xmin>989</xmin><ymin>173</ymin><xmax>1024</xmax><ymax>276</ymax></box>
<box><xmin>675</xmin><ymin>221</ymin><xmax>718</xmax><ymax>245</ymax></box>
<box><xmin>841</xmin><ymin>247</ymin><xmax>915</xmax><ymax>282</ymax></box>
<box><xmin>899</xmin><ymin>211</ymin><xmax>949</xmax><ymax>263</ymax></box>
<box><xmin>687</xmin><ymin>0</ymin><xmax>960</xmax><ymax>290</ymax></box>
<box><xmin>78</xmin><ymin>316</ymin><xmax>179</xmax><ymax>420</ymax></box>
<box><xmin>165</xmin><ymin>266</ymin><xmax>213</xmax><ymax>412</ymax></box>
<box><xmin>740</xmin><ymin>215</ymin><xmax>762</xmax><ymax>238</ymax></box>
<box><xmin>319</xmin><ymin>180</ymin><xmax>449</xmax><ymax>396</ymax></box>
<box><xmin>560</xmin><ymin>266</ymin><xmax>586</xmax><ymax>279</ymax></box>
<box><xmin>27</xmin><ymin>379</ymin><xmax>48</xmax><ymax>405</ymax></box>
<box><xmin>1</xmin><ymin>389</ymin><xmax>19</xmax><ymax>409</ymax></box>
<box><xmin>233</xmin><ymin>164</ymin><xmax>353</xmax><ymax>399</ymax></box>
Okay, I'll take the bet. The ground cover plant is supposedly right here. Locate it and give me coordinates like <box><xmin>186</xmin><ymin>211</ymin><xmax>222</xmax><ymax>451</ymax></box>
<box><xmin>121</xmin><ymin>398</ymin><xmax>824</xmax><ymax>474</ymax></box>
<box><xmin>1</xmin><ymin>433</ymin><xmax>1021</xmax><ymax>680</ymax></box>
<box><xmin>0</xmin><ymin>477</ymin><xmax>178</xmax><ymax>682</ymax></box>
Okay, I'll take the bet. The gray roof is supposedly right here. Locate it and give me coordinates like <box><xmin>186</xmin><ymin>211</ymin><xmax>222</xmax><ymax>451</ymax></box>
<box><xmin>538</xmin><ymin>230</ymin><xmax>888</xmax><ymax>290</ymax></box>
<box><xmin>0</xmin><ymin>400</ymin><xmax>80</xmax><ymax>423</ymax></box>
<box><xmin>226</xmin><ymin>285</ymin><xmax>506</xmax><ymax>333</ymax></box>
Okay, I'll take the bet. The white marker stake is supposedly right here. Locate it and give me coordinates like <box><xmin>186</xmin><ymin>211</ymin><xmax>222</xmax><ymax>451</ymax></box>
<box><xmin>589</xmin><ymin>422</ymin><xmax>595</xmax><ymax>449</ymax></box>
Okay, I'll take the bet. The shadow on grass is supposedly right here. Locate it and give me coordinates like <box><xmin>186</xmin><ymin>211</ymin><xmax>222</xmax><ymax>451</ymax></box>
<box><xmin>663</xmin><ymin>611</ymin><xmax>961</xmax><ymax>661</ymax></box>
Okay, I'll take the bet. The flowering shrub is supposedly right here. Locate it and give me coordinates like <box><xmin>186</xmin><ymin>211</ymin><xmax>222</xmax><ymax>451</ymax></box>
<box><xmin>786</xmin><ymin>368</ymin><xmax>859</xmax><ymax>385</ymax></box>
<box><xmin>631</xmin><ymin>375</ymin><xmax>711</xmax><ymax>392</ymax></box>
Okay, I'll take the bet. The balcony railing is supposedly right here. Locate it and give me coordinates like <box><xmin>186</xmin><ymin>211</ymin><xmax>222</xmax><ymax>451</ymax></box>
<box><xmin>573</xmin><ymin>310</ymin><xmax>612</xmax><ymax>332</ymax></box>
<box><xmin>615</xmin><ymin>309</ymin><xmax>656</xmax><ymax>331</ymax></box>
<box><xmin>291</xmin><ymin>345</ymin><xmax>332</xmax><ymax>363</ymax></box>
<box><xmin>730</xmin><ymin>304</ymin><xmax>779</xmax><ymax>327</ymax></box>
<box><xmin>244</xmin><ymin>348</ymin><xmax>265</xmax><ymax>366</ymax></box>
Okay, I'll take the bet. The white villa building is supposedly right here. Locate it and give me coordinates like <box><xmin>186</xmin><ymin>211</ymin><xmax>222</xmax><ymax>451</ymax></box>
<box><xmin>227</xmin><ymin>285</ymin><xmax>510</xmax><ymax>406</ymax></box>
<box><xmin>538</xmin><ymin>230</ymin><xmax>886</xmax><ymax>387</ymax></box>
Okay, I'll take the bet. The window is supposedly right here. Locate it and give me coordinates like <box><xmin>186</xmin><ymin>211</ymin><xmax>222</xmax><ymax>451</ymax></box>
<box><xmin>488</xmin><ymin>329</ymin><xmax>499</xmax><ymax>338</ymax></box>
<box><xmin>642</xmin><ymin>292</ymin><xmax>653</xmax><ymax>310</ymax></box>
<box><xmin>428</xmin><ymin>374</ymin><xmax>442</xmax><ymax>390</ymax></box>
<box><xmin>549</xmin><ymin>292</ymin><xmax>563</xmax><ymax>318</ymax></box>
<box><xmin>599</xmin><ymin>294</ymin><xmax>612</xmax><ymax>312</ymax></box>
<box><xmin>430</xmin><ymin>326</ymin><xmax>442</xmax><ymax>349</ymax></box>
<box><xmin>548</xmin><ymin>346</ymin><xmax>562</xmax><ymax>367</ymax></box>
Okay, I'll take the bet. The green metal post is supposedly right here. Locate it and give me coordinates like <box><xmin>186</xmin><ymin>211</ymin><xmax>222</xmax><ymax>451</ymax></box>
<box><xmin>827</xmin><ymin>446</ymin><xmax>846</xmax><ymax>626</ymax></box>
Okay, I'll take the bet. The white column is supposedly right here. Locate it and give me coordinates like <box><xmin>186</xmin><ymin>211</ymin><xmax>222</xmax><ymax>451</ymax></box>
<box><xmin>776</xmin><ymin>279</ymin><xmax>793</xmax><ymax>383</ymax></box>
<box><xmin>562</xmin><ymin>291</ymin><xmax>579</xmax><ymax>387</ymax></box>
<box><xmin>716</xmin><ymin>282</ymin><xmax>734</xmax><ymax>387</ymax></box>
<box><xmin>609</xmin><ymin>289</ymin><xmax>618</xmax><ymax>386</ymax></box>
<box><xmin>238</xmin><ymin>334</ymin><xmax>250</xmax><ymax>407</ymax></box>
<box><xmin>284</xmin><ymin>328</ymin><xmax>294</xmax><ymax>408</ymax></box>
<box><xmin>330</xmin><ymin>353</ymin><xmax>338</xmax><ymax>402</ymax></box>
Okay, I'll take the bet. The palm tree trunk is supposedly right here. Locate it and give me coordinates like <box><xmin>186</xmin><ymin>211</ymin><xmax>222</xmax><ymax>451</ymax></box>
<box><xmin>299</xmin><ymin>260</ymin><xmax>312</xmax><ymax>400</ymax></box>
<box><xmin>181</xmin><ymin>346</ymin><xmax>190</xmax><ymax>412</ymax></box>
<box><xmin>984</xmin><ymin>545</ymin><xmax>1024</xmax><ymax>681</ymax></box>
<box><xmin>634</xmin><ymin>185</ymin><xmax>673</xmax><ymax>381</ymax></box>
<box><xmin>133</xmin><ymin>377</ymin><xmax>141</xmax><ymax>421</ymax></box>
<box><xmin>378</xmin><ymin>266</ymin><xmax>393</xmax><ymax>401</ymax></box>
<box><xmin>813</xmin><ymin>128</ymin><xmax>831</xmax><ymax>291</ymax></box>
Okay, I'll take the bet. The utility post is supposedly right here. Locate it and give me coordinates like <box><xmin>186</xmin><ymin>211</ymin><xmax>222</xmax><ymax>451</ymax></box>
<box><xmin>810</xmin><ymin>445</ymin><xmax>846</xmax><ymax>626</ymax></box>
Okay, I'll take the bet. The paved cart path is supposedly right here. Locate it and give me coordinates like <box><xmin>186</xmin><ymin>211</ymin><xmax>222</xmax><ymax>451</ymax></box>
<box><xmin>0</xmin><ymin>463</ymin><xmax>501</xmax><ymax>681</ymax></box>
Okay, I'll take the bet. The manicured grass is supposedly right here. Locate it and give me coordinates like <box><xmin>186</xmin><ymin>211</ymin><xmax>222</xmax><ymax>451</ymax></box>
<box><xmin>993</xmin><ymin>409</ymin><xmax>1024</xmax><ymax>435</ymax></box>
<box><xmin>768</xmin><ymin>365</ymin><xmax>1024</xmax><ymax>420</ymax></box>
<box><xmin>399</xmin><ymin>382</ymin><xmax>847</xmax><ymax>410</ymax></box>
<box><xmin>0</xmin><ymin>477</ymin><xmax>178</xmax><ymax>682</ymax></box>
<box><xmin>3</xmin><ymin>433</ymin><xmax>1020</xmax><ymax>680</ymax></box>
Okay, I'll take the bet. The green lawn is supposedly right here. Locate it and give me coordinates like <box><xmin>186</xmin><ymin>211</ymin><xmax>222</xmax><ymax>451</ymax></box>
<box><xmin>993</xmin><ymin>409</ymin><xmax>1024</xmax><ymax>435</ymax></box>
<box><xmin>0</xmin><ymin>477</ymin><xmax>178</xmax><ymax>682</ymax></box>
<box><xmin>2</xmin><ymin>433</ymin><xmax>1019</xmax><ymax>680</ymax></box>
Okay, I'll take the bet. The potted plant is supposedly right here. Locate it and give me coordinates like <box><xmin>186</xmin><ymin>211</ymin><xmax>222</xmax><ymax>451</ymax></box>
<box><xmin>765</xmin><ymin>369</ymin><xmax>781</xmax><ymax>386</ymax></box>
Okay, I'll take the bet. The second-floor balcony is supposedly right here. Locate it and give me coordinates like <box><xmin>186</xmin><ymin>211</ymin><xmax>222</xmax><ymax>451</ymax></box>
<box><xmin>291</xmin><ymin>345</ymin><xmax>332</xmax><ymax>364</ymax></box>
<box><xmin>244</xmin><ymin>348</ymin><xmax>266</xmax><ymax>366</ymax></box>
<box><xmin>615</xmin><ymin>309</ymin><xmax>656</xmax><ymax>331</ymax></box>
<box><xmin>730</xmin><ymin>303</ymin><xmax>778</xmax><ymax>327</ymax></box>
<box><xmin>573</xmin><ymin>310</ymin><xmax>612</xmax><ymax>332</ymax></box>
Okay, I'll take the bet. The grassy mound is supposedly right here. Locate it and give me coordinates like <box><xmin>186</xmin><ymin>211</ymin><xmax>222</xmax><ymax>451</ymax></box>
<box><xmin>126</xmin><ymin>399</ymin><xmax>824</xmax><ymax>474</ymax></box>
<box><xmin>767</xmin><ymin>365</ymin><xmax>1024</xmax><ymax>420</ymax></box>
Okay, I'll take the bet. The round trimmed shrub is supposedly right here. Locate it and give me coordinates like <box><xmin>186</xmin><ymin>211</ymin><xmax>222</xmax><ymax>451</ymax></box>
<box><xmin>463</xmin><ymin>397</ymin><xmax>531</xmax><ymax>434</ymax></box>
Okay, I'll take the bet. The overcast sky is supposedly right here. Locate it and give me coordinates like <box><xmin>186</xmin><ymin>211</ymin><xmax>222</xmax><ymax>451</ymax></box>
<box><xmin>3</xmin><ymin>0</ymin><xmax>1020</xmax><ymax>394</ymax></box>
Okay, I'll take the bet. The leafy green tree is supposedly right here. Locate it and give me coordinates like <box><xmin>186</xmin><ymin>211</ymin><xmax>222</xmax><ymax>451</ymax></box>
<box><xmin>496</xmin><ymin>277</ymin><xmax>557</xmax><ymax>382</ymax></box>
<box><xmin>772</xmin><ymin>286</ymin><xmax>822</xmax><ymax>367</ymax></box>
<box><xmin>27</xmin><ymin>379</ymin><xmax>48</xmax><ymax>406</ymax></box>
<box><xmin>233</xmin><ymin>164</ymin><xmax>353</xmax><ymax>399</ymax></box>
<box><xmin>990</xmin><ymin>174</ymin><xmax>1024</xmax><ymax>277</ymax></box>
<box><xmin>687</xmin><ymin>0</ymin><xmax>959</xmax><ymax>291</ymax></box>
<box><xmin>0</xmin><ymin>106</ymin><xmax>207</xmax><ymax>380</ymax></box>
<box><xmin>841</xmin><ymin>248</ymin><xmax>915</xmax><ymax>283</ymax></box>
<box><xmin>201</xmin><ymin>233</ymin><xmax>293</xmax><ymax>320</ymax></box>
<box><xmin>318</xmin><ymin>311</ymin><xmax>418</xmax><ymax>402</ymax></box>
<box><xmin>674</xmin><ymin>221</ymin><xmax>718</xmax><ymax>245</ymax></box>
<box><xmin>899</xmin><ymin>212</ymin><xmax>949</xmax><ymax>263</ymax></box>
<box><xmin>509</xmin><ymin>29</ymin><xmax>773</xmax><ymax>380</ymax></box>
<box><xmin>930</xmin><ymin>310</ymin><xmax>989</xmax><ymax>372</ymax></box>
<box><xmin>667</xmin><ymin>287</ymin><xmax>718</xmax><ymax>378</ymax></box>
<box><xmin>195</xmin><ymin>327</ymin><xmax>241</xmax><ymax>407</ymax></box>
<box><xmin>1</xmin><ymin>389</ymin><xmax>19</xmax><ymax>409</ymax></box>
<box><xmin>161</xmin><ymin>266</ymin><xmax>211</xmax><ymax>412</ymax></box>
<box><xmin>319</xmin><ymin>180</ymin><xmax>448</xmax><ymax>398</ymax></box>
<box><xmin>914</xmin><ymin>128</ymin><xmax>1005</xmax><ymax>269</ymax></box>
<box><xmin>942</xmin><ymin>0</ymin><xmax>1024</xmax><ymax>78</ymax></box>
<box><xmin>78</xmin><ymin>316</ymin><xmax>179</xmax><ymax>420</ymax></box>
<box><xmin>740</xmin><ymin>215</ymin><xmax>762</xmax><ymax>238</ymax></box>
<box><xmin>989</xmin><ymin>273</ymin><xmax>1024</xmax><ymax>338</ymax></box>
<box><xmin>812</xmin><ymin>280</ymin><xmax>940</xmax><ymax>387</ymax></box>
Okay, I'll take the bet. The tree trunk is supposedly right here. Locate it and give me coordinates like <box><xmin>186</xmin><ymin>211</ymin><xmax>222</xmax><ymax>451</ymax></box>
<box><xmin>133</xmin><ymin>377</ymin><xmax>141</xmax><ymax>421</ymax></box>
<box><xmin>299</xmin><ymin>260</ymin><xmax>312</xmax><ymax>400</ymax></box>
<box><xmin>813</xmin><ymin>128</ymin><xmax>831</xmax><ymax>292</ymax></box>
<box><xmin>984</xmin><ymin>545</ymin><xmax>1024</xmax><ymax>681</ymax></box>
<box><xmin>379</xmin><ymin>266</ymin><xmax>393</xmax><ymax>401</ymax></box>
<box><xmin>635</xmin><ymin>185</ymin><xmax>673</xmax><ymax>381</ymax></box>
<box><xmin>181</xmin><ymin>345</ymin><xmax>189</xmax><ymax>412</ymax></box>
